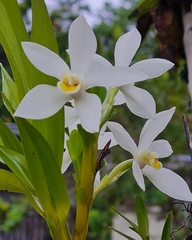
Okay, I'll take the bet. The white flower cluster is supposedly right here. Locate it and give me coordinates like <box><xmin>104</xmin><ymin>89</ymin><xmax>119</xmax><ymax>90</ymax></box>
<box><xmin>14</xmin><ymin>15</ymin><xmax>192</xmax><ymax>201</ymax></box>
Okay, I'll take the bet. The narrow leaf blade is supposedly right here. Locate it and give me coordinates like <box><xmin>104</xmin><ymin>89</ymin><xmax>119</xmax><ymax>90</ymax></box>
<box><xmin>109</xmin><ymin>226</ymin><xmax>136</xmax><ymax>240</ymax></box>
<box><xmin>16</xmin><ymin>118</ymin><xmax>70</xmax><ymax>222</ymax></box>
<box><xmin>1</xmin><ymin>64</ymin><xmax>19</xmax><ymax>114</ymax></box>
<box><xmin>136</xmin><ymin>196</ymin><xmax>149</xmax><ymax>239</ymax></box>
<box><xmin>111</xmin><ymin>207</ymin><xmax>139</xmax><ymax>232</ymax></box>
<box><xmin>161</xmin><ymin>211</ymin><xmax>173</xmax><ymax>240</ymax></box>
<box><xmin>0</xmin><ymin>169</ymin><xmax>26</xmax><ymax>193</ymax></box>
<box><xmin>0</xmin><ymin>146</ymin><xmax>33</xmax><ymax>189</ymax></box>
<box><xmin>0</xmin><ymin>119</ymin><xmax>23</xmax><ymax>154</ymax></box>
<box><xmin>29</xmin><ymin>0</ymin><xmax>64</xmax><ymax>168</ymax></box>
<box><xmin>0</xmin><ymin>0</ymin><xmax>29</xmax><ymax>100</ymax></box>
<box><xmin>0</xmin><ymin>169</ymin><xmax>44</xmax><ymax>217</ymax></box>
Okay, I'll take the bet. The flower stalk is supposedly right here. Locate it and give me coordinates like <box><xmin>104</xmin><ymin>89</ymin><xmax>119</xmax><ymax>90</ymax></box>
<box><xmin>100</xmin><ymin>86</ymin><xmax>120</xmax><ymax>127</ymax></box>
<box><xmin>73</xmin><ymin>136</ymin><xmax>98</xmax><ymax>240</ymax></box>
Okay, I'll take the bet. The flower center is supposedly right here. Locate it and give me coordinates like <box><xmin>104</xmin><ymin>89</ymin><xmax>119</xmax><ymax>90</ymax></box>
<box><xmin>137</xmin><ymin>150</ymin><xmax>162</xmax><ymax>170</ymax></box>
<box><xmin>57</xmin><ymin>73</ymin><xmax>81</xmax><ymax>94</ymax></box>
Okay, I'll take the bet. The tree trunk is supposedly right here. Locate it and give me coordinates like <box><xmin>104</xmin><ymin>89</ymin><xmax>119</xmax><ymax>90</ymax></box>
<box><xmin>182</xmin><ymin>3</ymin><xmax>192</xmax><ymax>103</ymax></box>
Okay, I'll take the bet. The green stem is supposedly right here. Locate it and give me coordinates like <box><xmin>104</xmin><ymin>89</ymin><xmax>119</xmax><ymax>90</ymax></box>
<box><xmin>72</xmin><ymin>85</ymin><xmax>120</xmax><ymax>239</ymax></box>
<box><xmin>73</xmin><ymin>141</ymin><xmax>98</xmax><ymax>240</ymax></box>
<box><xmin>73</xmin><ymin>189</ymin><xmax>93</xmax><ymax>240</ymax></box>
<box><xmin>100</xmin><ymin>87</ymin><xmax>120</xmax><ymax>127</ymax></box>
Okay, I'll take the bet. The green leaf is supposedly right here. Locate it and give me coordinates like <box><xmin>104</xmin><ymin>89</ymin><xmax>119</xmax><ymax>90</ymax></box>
<box><xmin>0</xmin><ymin>0</ymin><xmax>29</xmax><ymax>43</ymax></box>
<box><xmin>0</xmin><ymin>169</ymin><xmax>44</xmax><ymax>218</ymax></box>
<box><xmin>29</xmin><ymin>0</ymin><xmax>64</xmax><ymax>168</ymax></box>
<box><xmin>67</xmin><ymin>130</ymin><xmax>83</xmax><ymax>160</ymax></box>
<box><xmin>30</xmin><ymin>0</ymin><xmax>59</xmax><ymax>88</ymax></box>
<box><xmin>0</xmin><ymin>0</ymin><xmax>29</xmax><ymax>100</ymax></box>
<box><xmin>136</xmin><ymin>196</ymin><xmax>149</xmax><ymax>240</ymax></box>
<box><xmin>31</xmin><ymin>0</ymin><xmax>59</xmax><ymax>53</ymax></box>
<box><xmin>67</xmin><ymin>130</ymin><xmax>83</xmax><ymax>181</ymax></box>
<box><xmin>0</xmin><ymin>146</ymin><xmax>33</xmax><ymax>189</ymax></box>
<box><xmin>31</xmin><ymin>111</ymin><xmax>64</xmax><ymax>169</ymax></box>
<box><xmin>1</xmin><ymin>64</ymin><xmax>19</xmax><ymax>115</ymax></box>
<box><xmin>0</xmin><ymin>119</ymin><xmax>23</xmax><ymax>154</ymax></box>
<box><xmin>111</xmin><ymin>207</ymin><xmax>139</xmax><ymax>233</ymax></box>
<box><xmin>161</xmin><ymin>211</ymin><xmax>173</xmax><ymax>240</ymax></box>
<box><xmin>109</xmin><ymin>226</ymin><xmax>136</xmax><ymax>240</ymax></box>
<box><xmin>75</xmin><ymin>125</ymin><xmax>98</xmax><ymax>203</ymax></box>
<box><xmin>16</xmin><ymin>118</ymin><xmax>70</xmax><ymax>223</ymax></box>
<box><xmin>77</xmin><ymin>124</ymin><xmax>96</xmax><ymax>147</ymax></box>
<box><xmin>0</xmin><ymin>169</ymin><xmax>26</xmax><ymax>193</ymax></box>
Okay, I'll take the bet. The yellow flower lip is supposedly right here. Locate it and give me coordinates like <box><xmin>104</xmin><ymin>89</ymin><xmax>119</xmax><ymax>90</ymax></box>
<box><xmin>149</xmin><ymin>156</ymin><xmax>162</xmax><ymax>170</ymax></box>
<box><xmin>137</xmin><ymin>150</ymin><xmax>162</xmax><ymax>170</ymax></box>
<box><xmin>57</xmin><ymin>73</ymin><xmax>81</xmax><ymax>94</ymax></box>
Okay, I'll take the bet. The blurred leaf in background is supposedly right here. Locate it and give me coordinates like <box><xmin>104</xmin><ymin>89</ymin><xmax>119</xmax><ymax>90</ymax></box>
<box><xmin>0</xmin><ymin>196</ymin><xmax>29</xmax><ymax>232</ymax></box>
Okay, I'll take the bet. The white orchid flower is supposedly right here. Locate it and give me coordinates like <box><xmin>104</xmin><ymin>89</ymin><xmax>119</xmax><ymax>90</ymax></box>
<box><xmin>115</xmin><ymin>29</ymin><xmax>175</xmax><ymax>119</ymax></box>
<box><xmin>65</xmin><ymin>105</ymin><xmax>79</xmax><ymax>128</ymax></box>
<box><xmin>95</xmin><ymin>29</ymin><xmax>174</xmax><ymax>119</ymax></box>
<box><xmin>107</xmin><ymin>107</ymin><xmax>192</xmax><ymax>201</ymax></box>
<box><xmin>14</xmin><ymin>16</ymin><xmax>148</xmax><ymax>133</ymax></box>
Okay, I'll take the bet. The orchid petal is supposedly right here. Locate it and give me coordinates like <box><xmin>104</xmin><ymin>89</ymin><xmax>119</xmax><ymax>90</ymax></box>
<box><xmin>68</xmin><ymin>15</ymin><xmax>96</xmax><ymax>76</ymax></box>
<box><xmin>131</xmin><ymin>59</ymin><xmax>174</xmax><ymax>78</ymax></box>
<box><xmin>121</xmin><ymin>85</ymin><xmax>156</xmax><ymax>119</ymax></box>
<box><xmin>132</xmin><ymin>161</ymin><xmax>145</xmax><ymax>191</ymax></box>
<box><xmin>64</xmin><ymin>133</ymin><xmax>69</xmax><ymax>149</ymax></box>
<box><xmin>75</xmin><ymin>91</ymin><xmax>101</xmax><ymax>133</ymax></box>
<box><xmin>65</xmin><ymin>106</ymin><xmax>78</xmax><ymax>128</ymax></box>
<box><xmin>114</xmin><ymin>90</ymin><xmax>125</xmax><ymax>105</ymax></box>
<box><xmin>84</xmin><ymin>54</ymin><xmax>112</xmax><ymax>89</ymax></box>
<box><xmin>149</xmin><ymin>140</ymin><xmax>173</xmax><ymax>158</ymax></box>
<box><xmin>85</xmin><ymin>66</ymin><xmax>148</xmax><ymax>89</ymax></box>
<box><xmin>93</xmin><ymin>54</ymin><xmax>112</xmax><ymax>68</ymax></box>
<box><xmin>138</xmin><ymin>107</ymin><xmax>176</xmax><ymax>151</ymax></box>
<box><xmin>142</xmin><ymin>166</ymin><xmax>192</xmax><ymax>201</ymax></box>
<box><xmin>115</xmin><ymin>29</ymin><xmax>141</xmax><ymax>66</ymax></box>
<box><xmin>14</xmin><ymin>85</ymin><xmax>70</xmax><ymax>119</ymax></box>
<box><xmin>68</xmin><ymin>120</ymin><xmax>80</xmax><ymax>133</ymax></box>
<box><xmin>22</xmin><ymin>42</ymin><xmax>70</xmax><ymax>80</ymax></box>
<box><xmin>100</xmin><ymin>123</ymin><xmax>107</xmax><ymax>135</ymax></box>
<box><xmin>94</xmin><ymin>171</ymin><xmax>101</xmax><ymax>187</ymax></box>
<box><xmin>98</xmin><ymin>132</ymin><xmax>118</xmax><ymax>150</ymax></box>
<box><xmin>61</xmin><ymin>150</ymin><xmax>72</xmax><ymax>173</ymax></box>
<box><xmin>106</xmin><ymin>121</ymin><xmax>137</xmax><ymax>156</ymax></box>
